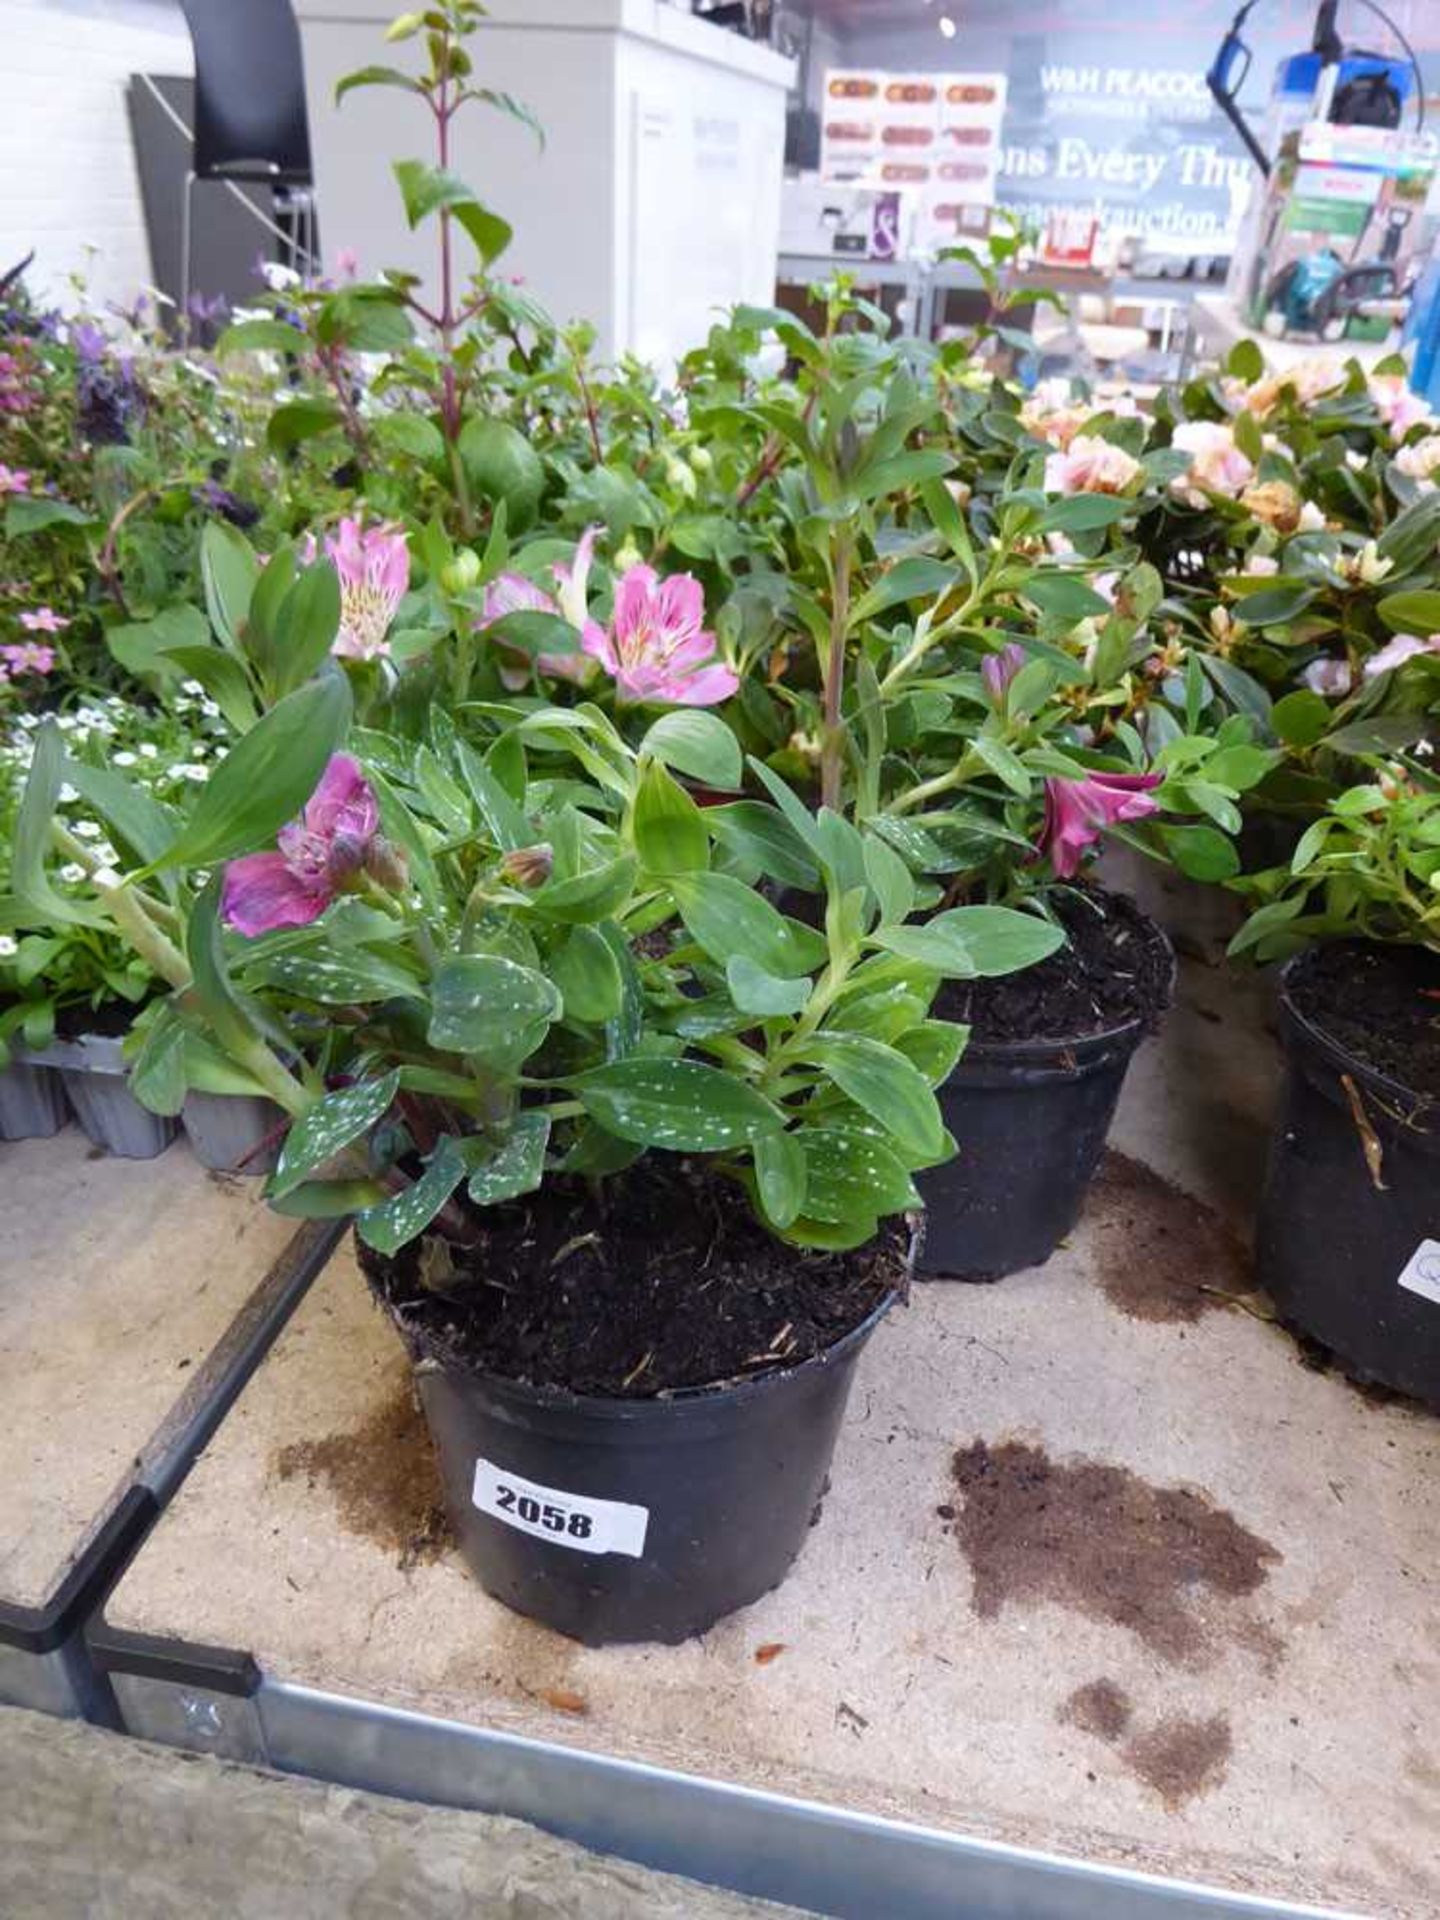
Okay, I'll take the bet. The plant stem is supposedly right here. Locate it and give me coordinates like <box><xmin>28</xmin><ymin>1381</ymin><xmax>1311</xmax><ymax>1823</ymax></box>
<box><xmin>819</xmin><ymin>532</ymin><xmax>853</xmax><ymax>813</ymax></box>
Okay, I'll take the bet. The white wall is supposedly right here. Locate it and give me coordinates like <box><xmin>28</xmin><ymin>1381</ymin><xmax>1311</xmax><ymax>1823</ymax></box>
<box><xmin>0</xmin><ymin>0</ymin><xmax>191</xmax><ymax>312</ymax></box>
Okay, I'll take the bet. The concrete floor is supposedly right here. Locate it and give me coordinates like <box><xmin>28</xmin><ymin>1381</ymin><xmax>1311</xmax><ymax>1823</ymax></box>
<box><xmin>0</xmin><ymin>1705</ymin><xmax>803</xmax><ymax>1919</ymax></box>
<box><xmin>100</xmin><ymin>939</ymin><xmax>1440</xmax><ymax>1917</ymax></box>
<box><xmin>0</xmin><ymin>1129</ymin><xmax>296</xmax><ymax>1609</ymax></box>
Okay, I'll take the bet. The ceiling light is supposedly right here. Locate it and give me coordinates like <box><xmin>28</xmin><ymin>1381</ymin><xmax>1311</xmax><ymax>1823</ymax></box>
<box><xmin>938</xmin><ymin>14</ymin><xmax>957</xmax><ymax>37</ymax></box>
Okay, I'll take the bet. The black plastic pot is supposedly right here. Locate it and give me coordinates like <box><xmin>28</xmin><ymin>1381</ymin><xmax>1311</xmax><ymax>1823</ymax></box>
<box><xmin>917</xmin><ymin>1017</ymin><xmax>1157</xmax><ymax>1280</ymax></box>
<box><xmin>1257</xmin><ymin>953</ymin><xmax>1440</xmax><ymax>1407</ymax></box>
<box><xmin>359</xmin><ymin>1235</ymin><xmax>902</xmax><ymax>1646</ymax></box>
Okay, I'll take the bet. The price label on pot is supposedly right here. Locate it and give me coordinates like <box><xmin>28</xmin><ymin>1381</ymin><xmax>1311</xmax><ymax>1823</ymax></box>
<box><xmin>1397</xmin><ymin>1240</ymin><xmax>1440</xmax><ymax>1308</ymax></box>
<box><xmin>472</xmin><ymin>1459</ymin><xmax>649</xmax><ymax>1558</ymax></box>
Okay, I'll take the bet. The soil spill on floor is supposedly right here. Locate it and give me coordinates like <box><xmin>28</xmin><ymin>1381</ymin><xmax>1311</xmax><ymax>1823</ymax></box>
<box><xmin>1059</xmin><ymin>1682</ymin><xmax>1233</xmax><ymax>1808</ymax></box>
<box><xmin>951</xmin><ymin>1439</ymin><xmax>1280</xmax><ymax>1666</ymax></box>
<box><xmin>1085</xmin><ymin>1152</ymin><xmax>1254</xmax><ymax>1324</ymax></box>
<box><xmin>1060</xmin><ymin>1678</ymin><xmax>1132</xmax><ymax>1742</ymax></box>
<box><xmin>1123</xmin><ymin>1713</ymin><xmax>1233</xmax><ymax>1809</ymax></box>
<box><xmin>272</xmin><ymin>1383</ymin><xmax>453</xmax><ymax>1570</ymax></box>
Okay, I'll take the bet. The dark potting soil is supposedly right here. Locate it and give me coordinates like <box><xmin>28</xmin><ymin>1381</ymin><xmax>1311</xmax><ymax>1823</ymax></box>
<box><xmin>1288</xmin><ymin>941</ymin><xmax>1440</xmax><ymax>1101</ymax></box>
<box><xmin>935</xmin><ymin>886</ymin><xmax>1172</xmax><ymax>1045</ymax></box>
<box><xmin>54</xmin><ymin>998</ymin><xmax>144</xmax><ymax>1041</ymax></box>
<box><xmin>366</xmin><ymin>1160</ymin><xmax>906</xmax><ymax>1399</ymax></box>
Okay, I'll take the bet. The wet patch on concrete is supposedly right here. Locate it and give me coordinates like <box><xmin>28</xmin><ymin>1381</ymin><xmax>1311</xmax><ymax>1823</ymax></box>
<box><xmin>951</xmin><ymin>1439</ymin><xmax>1281</xmax><ymax>1666</ymax></box>
<box><xmin>272</xmin><ymin>1384</ymin><xmax>452</xmax><ymax>1570</ymax></box>
<box><xmin>1060</xmin><ymin>1678</ymin><xmax>1132</xmax><ymax>1743</ymax></box>
<box><xmin>1085</xmin><ymin>1152</ymin><xmax>1254</xmax><ymax>1324</ymax></box>
<box><xmin>1123</xmin><ymin>1713</ymin><xmax>1233</xmax><ymax>1810</ymax></box>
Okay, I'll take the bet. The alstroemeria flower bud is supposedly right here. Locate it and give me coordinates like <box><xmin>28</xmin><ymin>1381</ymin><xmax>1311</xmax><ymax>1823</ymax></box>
<box><xmin>500</xmin><ymin>843</ymin><xmax>554</xmax><ymax>889</ymax></box>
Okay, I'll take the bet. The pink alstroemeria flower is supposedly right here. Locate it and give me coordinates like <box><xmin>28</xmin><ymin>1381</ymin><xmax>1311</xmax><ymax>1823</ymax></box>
<box><xmin>1042</xmin><ymin>434</ymin><xmax>1143</xmax><ymax>497</ymax></box>
<box><xmin>1363</xmin><ymin>633</ymin><xmax>1440</xmax><ymax>680</ymax></box>
<box><xmin>476</xmin><ymin>526</ymin><xmax>603</xmax><ymax>689</ymax></box>
<box><xmin>222</xmin><ymin>754</ymin><xmax>387</xmax><ymax>937</ymax></box>
<box><xmin>1</xmin><ymin>642</ymin><xmax>55</xmax><ymax>677</ymax></box>
<box><xmin>19</xmin><ymin>607</ymin><xmax>69</xmax><ymax>634</ymax></box>
<box><xmin>582</xmin><ymin>565</ymin><xmax>737</xmax><ymax>706</ymax></box>
<box><xmin>316</xmin><ymin>518</ymin><xmax>409</xmax><ymax>661</ymax></box>
<box><xmin>1040</xmin><ymin>770</ymin><xmax>1163</xmax><ymax>879</ymax></box>
<box><xmin>0</xmin><ymin>464</ymin><xmax>30</xmax><ymax>496</ymax></box>
<box><xmin>981</xmin><ymin>643</ymin><xmax>1028</xmax><ymax>706</ymax></box>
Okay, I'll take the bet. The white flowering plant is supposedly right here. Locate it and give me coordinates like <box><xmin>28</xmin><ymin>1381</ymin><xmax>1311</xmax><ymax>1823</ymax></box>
<box><xmin>0</xmin><ymin>688</ymin><xmax>230</xmax><ymax>1057</ymax></box>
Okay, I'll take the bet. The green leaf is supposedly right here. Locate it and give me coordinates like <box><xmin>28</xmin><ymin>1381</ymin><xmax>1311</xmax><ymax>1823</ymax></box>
<box><xmin>851</xmin><ymin>449</ymin><xmax>955</xmax><ymax>504</ymax></box>
<box><xmin>531</xmin><ymin>854</ymin><xmax>638</xmax><ymax>925</ymax></box>
<box><xmin>216</xmin><ymin>317</ymin><xmax>306</xmax><ymax>354</ymax></box>
<box><xmin>458</xmin><ymin>418</ymin><xmax>542</xmax><ymax>529</ymax></box>
<box><xmin>1271</xmin><ymin>689</ymin><xmax>1333</xmax><ymax>748</ymax></box>
<box><xmin>481</xmin><ymin>609</ymin><xmax>581</xmax><ymax>660</ymax></box>
<box><xmin>572</xmin><ymin>1058</ymin><xmax>784</xmax><ymax>1151</ymax></box>
<box><xmin>273</xmin><ymin>558</ymin><xmax>343</xmax><ymax>696</ymax></box>
<box><xmin>451</xmin><ymin>200</ymin><xmax>514</xmax><ymax>265</ymax></box>
<box><xmin>931</xmin><ymin>905</ymin><xmax>1066</xmax><ymax>977</ymax></box>
<box><xmin>1377</xmin><ymin>589</ymin><xmax>1440</xmax><ymax>635</ymax></box>
<box><xmin>1203</xmin><ymin>744</ymin><xmax>1277</xmax><ymax>792</ymax></box>
<box><xmin>725</xmin><ymin>954</ymin><xmax>812</xmax><ymax>1016</ymax></box>
<box><xmin>266</xmin><ymin>400</ymin><xmax>344</xmax><ymax>452</ymax></box>
<box><xmin>463</xmin><ymin>1111</ymin><xmax>550</xmax><ymax>1206</ymax></box>
<box><xmin>128</xmin><ymin>1004</ymin><xmax>190</xmax><ymax>1116</ymax></box>
<box><xmin>107</xmin><ymin>603</ymin><xmax>211</xmax><ymax>680</ymax></box>
<box><xmin>851</xmin><ymin>557</ymin><xmax>958</xmax><ymax>624</ymax></box>
<box><xmin>1023</xmin><ymin>574</ymin><xmax>1113</xmax><ymax>623</ymax></box>
<box><xmin>270</xmin><ymin>1070</ymin><xmax>401</xmax><ymax>1199</ymax></box>
<box><xmin>797</xmin><ymin>1034</ymin><xmax>944</xmax><ymax>1158</ymax></box>
<box><xmin>270</xmin><ymin>1177</ymin><xmax>390</xmax><ymax>1218</ymax></box>
<box><xmin>336</xmin><ymin>62</ymin><xmax>425</xmax><ymax>102</ymax></box>
<box><xmin>1226</xmin><ymin>338</ymin><xmax>1264</xmax><ymax>382</ymax></box>
<box><xmin>970</xmin><ymin>734</ymin><xmax>1032</xmax><ymax>796</ymax></box>
<box><xmin>707</xmin><ymin>802</ymin><xmax>819</xmax><ymax>891</ymax></box>
<box><xmin>428</xmin><ymin>954</ymin><xmax>561</xmax><ymax>1062</ymax></box>
<box><xmin>633</xmin><ymin>761</ymin><xmax>709</xmax><ymax>876</ymax></box>
<box><xmin>153</xmin><ymin>673</ymin><xmax>351</xmax><ymax>871</ymax></box>
<box><xmin>5</xmin><ymin>496</ymin><xmax>96</xmax><ymax>535</ymax></box>
<box><xmin>1038</xmin><ymin>494</ymin><xmax>1134</xmax><ymax>534</ymax></box>
<box><xmin>12</xmin><ymin>724</ymin><xmax>104</xmax><ymax>927</ymax></box>
<box><xmin>797</xmin><ymin>1126</ymin><xmax>921</xmax><ymax>1223</ymax></box>
<box><xmin>641</xmin><ymin>710</ymin><xmax>742</xmax><ymax>790</ymax></box>
<box><xmin>895</xmin><ymin>1019</ymin><xmax>967</xmax><ymax>1085</ymax></box>
<box><xmin>201</xmin><ymin>521</ymin><xmax>259</xmax><ymax>652</ymax></box>
<box><xmin>670</xmin><ymin>871</ymin><xmax>826</xmax><ymax>977</ymax></box>
<box><xmin>753</xmin><ymin>1129</ymin><xmax>807</xmax><ymax>1231</ymax></box>
<box><xmin>357</xmin><ymin>1139</ymin><xmax>467</xmax><ymax>1253</ymax></box>
<box><xmin>374</xmin><ymin>412</ymin><xmax>446</xmax><ymax>465</ymax></box>
<box><xmin>61</xmin><ymin>756</ymin><xmax>178</xmax><ymax>872</ymax></box>
<box><xmin>1237</xmin><ymin>585</ymin><xmax>1317</xmax><ymax>627</ymax></box>
<box><xmin>246</xmin><ymin>950</ymin><xmax>420</xmax><ymax>1005</ymax></box>
<box><xmin>552</xmin><ymin>924</ymin><xmax>624</xmax><ymax>1022</ymax></box>
<box><xmin>862</xmin><ymin>834</ymin><xmax>915</xmax><ymax>925</ymax></box>
<box><xmin>1159</xmin><ymin>823</ymin><xmax>1239</xmax><ymax>881</ymax></box>
<box><xmin>154</xmin><ymin>645</ymin><xmax>259</xmax><ymax>734</ymax></box>
<box><xmin>1199</xmin><ymin>654</ymin><xmax>1272</xmax><ymax>724</ymax></box>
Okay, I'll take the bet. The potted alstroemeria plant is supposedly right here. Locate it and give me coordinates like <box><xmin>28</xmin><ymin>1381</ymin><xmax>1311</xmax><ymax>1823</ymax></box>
<box><xmin>1229</xmin><ymin>753</ymin><xmax>1440</xmax><ymax>1407</ymax></box>
<box><xmin>674</xmin><ymin>298</ymin><xmax>1264</xmax><ymax>1280</ymax></box>
<box><xmin>13</xmin><ymin>684</ymin><xmax>1054</xmax><ymax>1643</ymax></box>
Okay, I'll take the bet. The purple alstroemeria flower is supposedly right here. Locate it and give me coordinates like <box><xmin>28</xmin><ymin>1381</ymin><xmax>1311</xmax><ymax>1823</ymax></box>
<box><xmin>981</xmin><ymin>643</ymin><xmax>1028</xmax><ymax>706</ymax></box>
<box><xmin>221</xmin><ymin>754</ymin><xmax>397</xmax><ymax>937</ymax></box>
<box><xmin>475</xmin><ymin>525</ymin><xmax>603</xmax><ymax>689</ymax></box>
<box><xmin>582</xmin><ymin>564</ymin><xmax>737</xmax><ymax>707</ymax></box>
<box><xmin>1040</xmin><ymin>770</ymin><xmax>1163</xmax><ymax>879</ymax></box>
